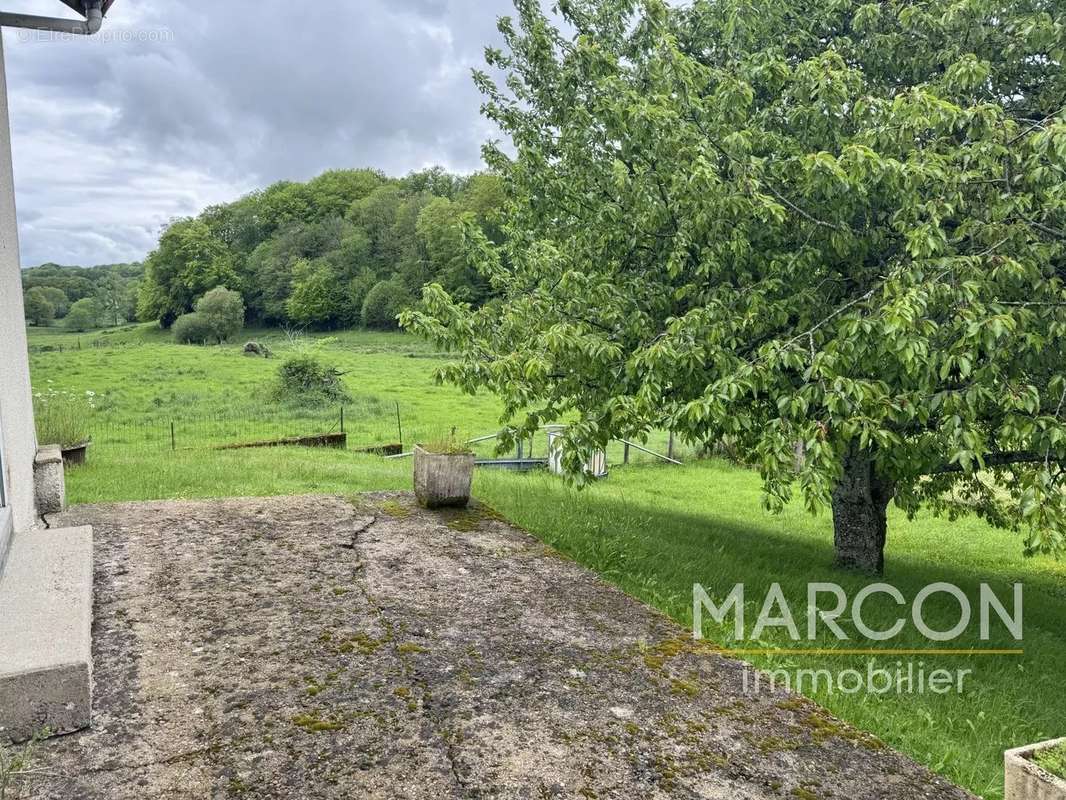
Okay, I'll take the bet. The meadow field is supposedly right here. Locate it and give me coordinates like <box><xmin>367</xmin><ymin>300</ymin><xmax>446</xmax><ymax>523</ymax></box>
<box><xmin>27</xmin><ymin>323</ymin><xmax>1066</xmax><ymax>799</ymax></box>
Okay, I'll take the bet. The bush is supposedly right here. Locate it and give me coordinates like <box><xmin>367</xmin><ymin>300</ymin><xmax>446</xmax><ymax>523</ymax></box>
<box><xmin>361</xmin><ymin>280</ymin><xmax>411</xmax><ymax>330</ymax></box>
<box><xmin>271</xmin><ymin>353</ymin><xmax>351</xmax><ymax>405</ymax></box>
<box><xmin>195</xmin><ymin>286</ymin><xmax>245</xmax><ymax>342</ymax></box>
<box><xmin>172</xmin><ymin>312</ymin><xmax>215</xmax><ymax>344</ymax></box>
<box><xmin>64</xmin><ymin>297</ymin><xmax>103</xmax><ymax>331</ymax></box>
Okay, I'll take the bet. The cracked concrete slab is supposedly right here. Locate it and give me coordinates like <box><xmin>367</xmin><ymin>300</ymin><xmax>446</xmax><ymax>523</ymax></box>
<box><xmin>28</xmin><ymin>494</ymin><xmax>973</xmax><ymax>799</ymax></box>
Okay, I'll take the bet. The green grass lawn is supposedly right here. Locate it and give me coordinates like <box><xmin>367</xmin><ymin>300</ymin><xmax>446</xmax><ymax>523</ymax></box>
<box><xmin>27</xmin><ymin>324</ymin><xmax>1066</xmax><ymax>798</ymax></box>
<box><xmin>480</xmin><ymin>465</ymin><xmax>1065</xmax><ymax>799</ymax></box>
<box><xmin>27</xmin><ymin>324</ymin><xmax>694</xmax><ymax>465</ymax></box>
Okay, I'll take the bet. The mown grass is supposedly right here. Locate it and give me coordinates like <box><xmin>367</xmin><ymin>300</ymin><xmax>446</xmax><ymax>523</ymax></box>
<box><xmin>27</xmin><ymin>324</ymin><xmax>1066</xmax><ymax>798</ymax></box>
<box><xmin>478</xmin><ymin>465</ymin><xmax>1066</xmax><ymax>799</ymax></box>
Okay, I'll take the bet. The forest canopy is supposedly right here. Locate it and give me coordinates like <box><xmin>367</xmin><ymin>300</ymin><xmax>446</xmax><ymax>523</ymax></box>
<box><xmin>21</xmin><ymin>262</ymin><xmax>142</xmax><ymax>330</ymax></box>
<box><xmin>134</xmin><ymin>166</ymin><xmax>504</xmax><ymax>330</ymax></box>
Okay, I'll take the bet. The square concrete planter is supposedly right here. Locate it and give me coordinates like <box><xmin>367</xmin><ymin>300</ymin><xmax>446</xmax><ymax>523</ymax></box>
<box><xmin>61</xmin><ymin>440</ymin><xmax>91</xmax><ymax>467</ymax></box>
<box><xmin>1006</xmin><ymin>738</ymin><xmax>1066</xmax><ymax>800</ymax></box>
<box><xmin>413</xmin><ymin>445</ymin><xmax>474</xmax><ymax>509</ymax></box>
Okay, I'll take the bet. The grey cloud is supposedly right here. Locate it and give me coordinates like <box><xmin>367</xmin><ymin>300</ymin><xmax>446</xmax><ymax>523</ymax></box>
<box><xmin>2</xmin><ymin>0</ymin><xmax>519</xmax><ymax>267</ymax></box>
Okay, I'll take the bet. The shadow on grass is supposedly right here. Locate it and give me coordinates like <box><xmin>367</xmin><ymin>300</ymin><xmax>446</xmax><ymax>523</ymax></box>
<box><xmin>491</xmin><ymin>482</ymin><xmax>1059</xmax><ymax>630</ymax></box>
<box><xmin>479</xmin><ymin>472</ymin><xmax>1064</xmax><ymax>798</ymax></box>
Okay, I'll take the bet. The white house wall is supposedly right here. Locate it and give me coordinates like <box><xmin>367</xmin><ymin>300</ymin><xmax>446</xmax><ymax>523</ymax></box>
<box><xmin>0</xmin><ymin>30</ymin><xmax>40</xmax><ymax>533</ymax></box>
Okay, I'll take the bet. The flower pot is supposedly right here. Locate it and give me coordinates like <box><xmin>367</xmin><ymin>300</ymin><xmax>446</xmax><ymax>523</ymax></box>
<box><xmin>1005</xmin><ymin>738</ymin><xmax>1066</xmax><ymax>800</ymax></box>
<box><xmin>413</xmin><ymin>445</ymin><xmax>474</xmax><ymax>509</ymax></box>
<box><xmin>61</xmin><ymin>441</ymin><xmax>91</xmax><ymax>467</ymax></box>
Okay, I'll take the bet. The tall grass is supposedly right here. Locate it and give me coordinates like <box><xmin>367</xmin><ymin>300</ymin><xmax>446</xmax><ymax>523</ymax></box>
<box><xmin>32</xmin><ymin>388</ymin><xmax>94</xmax><ymax>449</ymax></box>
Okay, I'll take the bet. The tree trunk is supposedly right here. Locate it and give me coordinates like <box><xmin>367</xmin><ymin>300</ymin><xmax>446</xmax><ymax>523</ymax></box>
<box><xmin>831</xmin><ymin>446</ymin><xmax>894</xmax><ymax>574</ymax></box>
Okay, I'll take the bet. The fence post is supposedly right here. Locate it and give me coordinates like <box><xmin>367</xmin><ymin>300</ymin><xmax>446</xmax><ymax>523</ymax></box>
<box><xmin>340</xmin><ymin>405</ymin><xmax>345</xmax><ymax>434</ymax></box>
<box><xmin>171</xmin><ymin>421</ymin><xmax>176</xmax><ymax>451</ymax></box>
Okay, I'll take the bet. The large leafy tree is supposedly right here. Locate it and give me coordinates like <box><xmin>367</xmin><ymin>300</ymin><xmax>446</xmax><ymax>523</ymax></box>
<box><xmin>23</xmin><ymin>287</ymin><xmax>56</xmax><ymax>327</ymax></box>
<box><xmin>246</xmin><ymin>219</ymin><xmax>347</xmax><ymax>323</ymax></box>
<box><xmin>38</xmin><ymin>286</ymin><xmax>70</xmax><ymax>318</ymax></box>
<box><xmin>286</xmin><ymin>258</ymin><xmax>346</xmax><ymax>328</ymax></box>
<box><xmin>348</xmin><ymin>185</ymin><xmax>406</xmax><ymax>271</ymax></box>
<box><xmin>95</xmin><ymin>271</ymin><xmax>129</xmax><ymax>327</ymax></box>
<box><xmin>195</xmin><ymin>286</ymin><xmax>246</xmax><ymax>343</ymax></box>
<box><xmin>417</xmin><ymin>197</ymin><xmax>469</xmax><ymax>297</ymax></box>
<box><xmin>404</xmin><ymin>0</ymin><xmax>1066</xmax><ymax>573</ymax></box>
<box><xmin>137</xmin><ymin>219</ymin><xmax>237</xmax><ymax>327</ymax></box>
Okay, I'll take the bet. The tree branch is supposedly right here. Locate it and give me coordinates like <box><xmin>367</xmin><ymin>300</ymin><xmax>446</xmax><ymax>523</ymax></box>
<box><xmin>930</xmin><ymin>451</ymin><xmax>1066</xmax><ymax>474</ymax></box>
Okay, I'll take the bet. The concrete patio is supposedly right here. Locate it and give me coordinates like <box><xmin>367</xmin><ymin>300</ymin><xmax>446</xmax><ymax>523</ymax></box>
<box><xmin>26</xmin><ymin>493</ymin><xmax>972</xmax><ymax>799</ymax></box>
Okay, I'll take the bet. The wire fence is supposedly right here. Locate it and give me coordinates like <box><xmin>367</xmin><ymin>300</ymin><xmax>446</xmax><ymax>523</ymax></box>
<box><xmin>28</xmin><ymin>335</ymin><xmax>146</xmax><ymax>355</ymax></box>
<box><xmin>87</xmin><ymin>402</ymin><xmax>394</xmax><ymax>455</ymax></box>
<box><xmin>83</xmin><ymin>402</ymin><xmax>703</xmax><ymax>469</ymax></box>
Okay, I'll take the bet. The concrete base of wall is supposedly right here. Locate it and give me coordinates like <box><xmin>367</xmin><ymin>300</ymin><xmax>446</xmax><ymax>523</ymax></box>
<box><xmin>0</xmin><ymin>525</ymin><xmax>92</xmax><ymax>743</ymax></box>
<box><xmin>33</xmin><ymin>445</ymin><xmax>66</xmax><ymax>515</ymax></box>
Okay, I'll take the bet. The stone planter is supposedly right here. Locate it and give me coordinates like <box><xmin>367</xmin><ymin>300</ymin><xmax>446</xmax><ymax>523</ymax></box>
<box><xmin>414</xmin><ymin>445</ymin><xmax>474</xmax><ymax>509</ymax></box>
<box><xmin>1006</xmin><ymin>738</ymin><xmax>1066</xmax><ymax>800</ymax></box>
<box><xmin>61</xmin><ymin>440</ymin><xmax>91</xmax><ymax>467</ymax></box>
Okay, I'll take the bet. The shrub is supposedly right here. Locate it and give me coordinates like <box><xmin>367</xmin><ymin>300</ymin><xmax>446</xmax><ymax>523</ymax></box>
<box><xmin>361</xmin><ymin>280</ymin><xmax>411</xmax><ymax>330</ymax></box>
<box><xmin>64</xmin><ymin>297</ymin><xmax>103</xmax><ymax>331</ymax></box>
<box><xmin>195</xmin><ymin>286</ymin><xmax>245</xmax><ymax>342</ymax></box>
<box><xmin>271</xmin><ymin>353</ymin><xmax>351</xmax><ymax>405</ymax></box>
<box><xmin>33</xmin><ymin>388</ymin><xmax>94</xmax><ymax>448</ymax></box>
<box><xmin>172</xmin><ymin>312</ymin><xmax>215</xmax><ymax>344</ymax></box>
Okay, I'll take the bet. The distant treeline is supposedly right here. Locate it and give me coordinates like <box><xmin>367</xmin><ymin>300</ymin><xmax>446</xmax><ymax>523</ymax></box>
<box><xmin>136</xmin><ymin>166</ymin><xmax>504</xmax><ymax>331</ymax></box>
<box><xmin>21</xmin><ymin>262</ymin><xmax>143</xmax><ymax>331</ymax></box>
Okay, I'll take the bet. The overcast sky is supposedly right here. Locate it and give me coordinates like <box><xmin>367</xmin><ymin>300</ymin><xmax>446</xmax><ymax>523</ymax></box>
<box><xmin>2</xmin><ymin>0</ymin><xmax>518</xmax><ymax>267</ymax></box>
